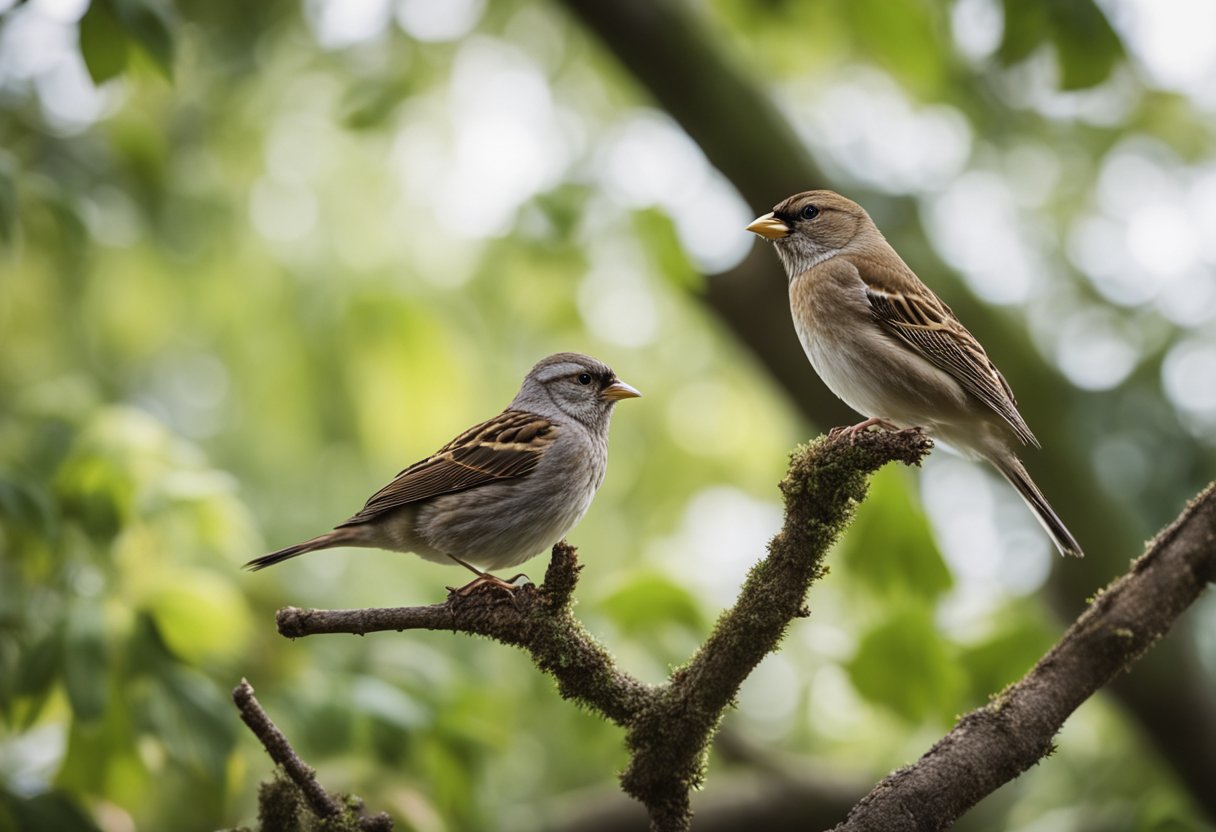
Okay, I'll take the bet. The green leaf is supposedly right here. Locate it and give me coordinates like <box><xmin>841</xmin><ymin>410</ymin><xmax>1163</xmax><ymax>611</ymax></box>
<box><xmin>351</xmin><ymin>676</ymin><xmax>428</xmax><ymax>731</ymax></box>
<box><xmin>78</xmin><ymin>0</ymin><xmax>130</xmax><ymax>85</ymax></box>
<box><xmin>1048</xmin><ymin>0</ymin><xmax>1124</xmax><ymax>90</ymax></box>
<box><xmin>998</xmin><ymin>0</ymin><xmax>1124</xmax><ymax>90</ymax></box>
<box><xmin>0</xmin><ymin>151</ymin><xmax>17</xmax><ymax>246</ymax></box>
<box><xmin>16</xmin><ymin>629</ymin><xmax>62</xmax><ymax>696</ymax></box>
<box><xmin>997</xmin><ymin>0</ymin><xmax>1049</xmax><ymax>66</ymax></box>
<box><xmin>632</xmin><ymin>208</ymin><xmax>698</xmax><ymax>291</ymax></box>
<box><xmin>341</xmin><ymin>78</ymin><xmax>414</xmax><ymax>130</ymax></box>
<box><xmin>957</xmin><ymin>606</ymin><xmax>1055</xmax><ymax>702</ymax></box>
<box><xmin>145</xmin><ymin>666</ymin><xmax>236</xmax><ymax>781</ymax></box>
<box><xmin>112</xmin><ymin>0</ymin><xmax>175</xmax><ymax>78</ymax></box>
<box><xmin>598</xmin><ymin>571</ymin><xmax>706</xmax><ymax>636</ymax></box>
<box><xmin>847</xmin><ymin>604</ymin><xmax>964</xmax><ymax>723</ymax></box>
<box><xmin>844</xmin><ymin>0</ymin><xmax>944</xmax><ymax>92</ymax></box>
<box><xmin>0</xmin><ymin>475</ymin><xmax>55</xmax><ymax>541</ymax></box>
<box><xmin>63</xmin><ymin>600</ymin><xmax>108</xmax><ymax>723</ymax></box>
<box><xmin>127</xmin><ymin>615</ymin><xmax>234</xmax><ymax>780</ymax></box>
<box><xmin>0</xmin><ymin>638</ymin><xmax>15</xmax><ymax>723</ymax></box>
<box><xmin>1</xmin><ymin>790</ymin><xmax>102</xmax><ymax>832</ymax></box>
<box><xmin>14</xmin><ymin>626</ymin><xmax>63</xmax><ymax>728</ymax></box>
<box><xmin>143</xmin><ymin>570</ymin><xmax>252</xmax><ymax>665</ymax></box>
<box><xmin>55</xmin><ymin>710</ymin><xmax>130</xmax><ymax>796</ymax></box>
<box><xmin>839</xmin><ymin>466</ymin><xmax>951</xmax><ymax>600</ymax></box>
<box><xmin>298</xmin><ymin>697</ymin><xmax>355</xmax><ymax>757</ymax></box>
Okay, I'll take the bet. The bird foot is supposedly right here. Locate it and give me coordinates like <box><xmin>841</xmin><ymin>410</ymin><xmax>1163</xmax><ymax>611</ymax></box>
<box><xmin>447</xmin><ymin>572</ymin><xmax>533</xmax><ymax>598</ymax></box>
<box><xmin>830</xmin><ymin>416</ymin><xmax>901</xmax><ymax>445</ymax></box>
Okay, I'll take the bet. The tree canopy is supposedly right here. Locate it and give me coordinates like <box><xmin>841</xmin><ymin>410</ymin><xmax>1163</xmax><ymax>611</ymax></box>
<box><xmin>1</xmin><ymin>0</ymin><xmax>1214</xmax><ymax>830</ymax></box>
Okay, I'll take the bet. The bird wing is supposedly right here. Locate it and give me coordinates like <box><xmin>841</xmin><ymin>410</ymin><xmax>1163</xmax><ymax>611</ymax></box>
<box><xmin>855</xmin><ymin>255</ymin><xmax>1039</xmax><ymax>448</ymax></box>
<box><xmin>336</xmin><ymin>410</ymin><xmax>560</xmax><ymax>527</ymax></box>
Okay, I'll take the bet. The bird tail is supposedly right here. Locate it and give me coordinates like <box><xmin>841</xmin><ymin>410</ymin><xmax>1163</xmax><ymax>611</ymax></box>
<box><xmin>244</xmin><ymin>528</ymin><xmax>359</xmax><ymax>571</ymax></box>
<box><xmin>991</xmin><ymin>454</ymin><xmax>1083</xmax><ymax>558</ymax></box>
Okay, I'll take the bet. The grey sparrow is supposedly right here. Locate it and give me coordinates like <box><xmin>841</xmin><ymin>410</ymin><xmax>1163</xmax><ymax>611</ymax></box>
<box><xmin>245</xmin><ymin>352</ymin><xmax>641</xmax><ymax>591</ymax></box>
<box><xmin>748</xmin><ymin>190</ymin><xmax>1082</xmax><ymax>557</ymax></box>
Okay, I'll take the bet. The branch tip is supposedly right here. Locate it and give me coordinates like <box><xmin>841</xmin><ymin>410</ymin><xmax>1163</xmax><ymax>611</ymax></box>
<box><xmin>233</xmin><ymin>678</ymin><xmax>394</xmax><ymax>830</ymax></box>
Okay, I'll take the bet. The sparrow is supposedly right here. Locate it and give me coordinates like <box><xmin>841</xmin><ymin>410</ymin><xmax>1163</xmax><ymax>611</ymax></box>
<box><xmin>245</xmin><ymin>353</ymin><xmax>641</xmax><ymax>591</ymax></box>
<box><xmin>747</xmin><ymin>190</ymin><xmax>1082</xmax><ymax>557</ymax></box>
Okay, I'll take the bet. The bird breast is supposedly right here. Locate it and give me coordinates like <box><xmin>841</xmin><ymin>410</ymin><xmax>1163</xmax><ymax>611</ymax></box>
<box><xmin>789</xmin><ymin>265</ymin><xmax>970</xmax><ymax>429</ymax></box>
<box><xmin>414</xmin><ymin>425</ymin><xmax>607</xmax><ymax>571</ymax></box>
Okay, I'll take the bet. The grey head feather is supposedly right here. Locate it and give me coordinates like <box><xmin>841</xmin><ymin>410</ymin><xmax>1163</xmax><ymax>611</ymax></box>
<box><xmin>511</xmin><ymin>352</ymin><xmax>621</xmax><ymax>432</ymax></box>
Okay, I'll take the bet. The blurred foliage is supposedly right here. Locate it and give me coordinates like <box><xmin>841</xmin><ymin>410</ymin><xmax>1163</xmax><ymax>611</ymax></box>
<box><xmin>996</xmin><ymin>0</ymin><xmax>1124</xmax><ymax>89</ymax></box>
<box><xmin>79</xmin><ymin>0</ymin><xmax>175</xmax><ymax>83</ymax></box>
<box><xmin>0</xmin><ymin>0</ymin><xmax>1214</xmax><ymax>830</ymax></box>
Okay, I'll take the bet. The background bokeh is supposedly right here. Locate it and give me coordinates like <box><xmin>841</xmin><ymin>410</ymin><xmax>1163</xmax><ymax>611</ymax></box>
<box><xmin>2</xmin><ymin>0</ymin><xmax>1215</xmax><ymax>830</ymax></box>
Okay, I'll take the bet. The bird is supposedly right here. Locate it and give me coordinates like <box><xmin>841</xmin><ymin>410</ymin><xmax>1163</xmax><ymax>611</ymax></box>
<box><xmin>244</xmin><ymin>352</ymin><xmax>641</xmax><ymax>592</ymax></box>
<box><xmin>747</xmin><ymin>190</ymin><xmax>1082</xmax><ymax>557</ymax></box>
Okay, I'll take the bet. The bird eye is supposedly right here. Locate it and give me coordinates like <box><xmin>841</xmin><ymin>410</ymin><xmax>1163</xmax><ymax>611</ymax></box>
<box><xmin>801</xmin><ymin>204</ymin><xmax>819</xmax><ymax>220</ymax></box>
<box><xmin>577</xmin><ymin>373</ymin><xmax>593</xmax><ymax>385</ymax></box>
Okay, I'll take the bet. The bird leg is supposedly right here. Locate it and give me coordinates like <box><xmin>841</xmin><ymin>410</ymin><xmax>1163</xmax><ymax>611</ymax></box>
<box><xmin>830</xmin><ymin>416</ymin><xmax>902</xmax><ymax>444</ymax></box>
<box><xmin>445</xmin><ymin>555</ymin><xmax>532</xmax><ymax>597</ymax></box>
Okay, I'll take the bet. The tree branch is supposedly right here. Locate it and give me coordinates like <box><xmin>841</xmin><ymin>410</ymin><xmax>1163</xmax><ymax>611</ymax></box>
<box><xmin>274</xmin><ymin>428</ymin><xmax>933</xmax><ymax>832</ymax></box>
<box><xmin>541</xmin><ymin>767</ymin><xmax>867</xmax><ymax>832</ymax></box>
<box><xmin>554</xmin><ymin>0</ymin><xmax>1216</xmax><ymax>818</ymax></box>
<box><xmin>277</xmin><ymin>543</ymin><xmax>653</xmax><ymax>727</ymax></box>
<box><xmin>618</xmin><ymin>430</ymin><xmax>932</xmax><ymax>830</ymax></box>
<box><xmin>833</xmin><ymin>483</ymin><xmax>1216</xmax><ymax>831</ymax></box>
<box><xmin>232</xmin><ymin>679</ymin><xmax>393</xmax><ymax>832</ymax></box>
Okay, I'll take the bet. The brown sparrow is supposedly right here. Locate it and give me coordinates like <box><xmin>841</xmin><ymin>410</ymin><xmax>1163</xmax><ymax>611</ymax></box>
<box><xmin>748</xmin><ymin>190</ymin><xmax>1082</xmax><ymax>557</ymax></box>
<box><xmin>245</xmin><ymin>353</ymin><xmax>642</xmax><ymax>591</ymax></box>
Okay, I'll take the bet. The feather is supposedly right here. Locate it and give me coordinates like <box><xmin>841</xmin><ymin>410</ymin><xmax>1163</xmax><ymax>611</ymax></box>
<box><xmin>336</xmin><ymin>411</ymin><xmax>559</xmax><ymax>527</ymax></box>
<box><xmin>862</xmin><ymin>275</ymin><xmax>1038</xmax><ymax>448</ymax></box>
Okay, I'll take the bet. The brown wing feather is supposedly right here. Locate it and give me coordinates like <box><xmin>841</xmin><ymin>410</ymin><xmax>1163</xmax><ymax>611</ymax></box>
<box><xmin>859</xmin><ymin>259</ymin><xmax>1039</xmax><ymax>448</ymax></box>
<box><xmin>336</xmin><ymin>411</ymin><xmax>558</xmax><ymax>527</ymax></box>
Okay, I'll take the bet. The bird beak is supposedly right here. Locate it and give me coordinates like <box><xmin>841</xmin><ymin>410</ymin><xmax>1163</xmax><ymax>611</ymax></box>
<box><xmin>746</xmin><ymin>212</ymin><xmax>790</xmax><ymax>240</ymax></box>
<box><xmin>600</xmin><ymin>380</ymin><xmax>642</xmax><ymax>402</ymax></box>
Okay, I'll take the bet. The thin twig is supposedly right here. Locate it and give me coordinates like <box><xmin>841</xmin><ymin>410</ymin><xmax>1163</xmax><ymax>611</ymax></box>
<box><xmin>277</xmin><ymin>542</ymin><xmax>654</xmax><ymax>727</ymax></box>
<box><xmin>233</xmin><ymin>679</ymin><xmax>343</xmax><ymax>819</ymax></box>
<box><xmin>232</xmin><ymin>679</ymin><xmax>393</xmax><ymax>832</ymax></box>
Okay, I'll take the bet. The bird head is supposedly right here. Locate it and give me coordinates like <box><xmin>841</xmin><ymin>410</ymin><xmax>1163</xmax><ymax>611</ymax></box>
<box><xmin>747</xmin><ymin>190</ymin><xmax>872</xmax><ymax>277</ymax></box>
<box><xmin>513</xmin><ymin>352</ymin><xmax>640</xmax><ymax>429</ymax></box>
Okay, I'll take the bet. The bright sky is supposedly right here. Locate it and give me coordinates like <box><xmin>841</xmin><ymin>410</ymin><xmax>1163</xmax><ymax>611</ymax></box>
<box><xmin>1107</xmin><ymin>0</ymin><xmax>1216</xmax><ymax>104</ymax></box>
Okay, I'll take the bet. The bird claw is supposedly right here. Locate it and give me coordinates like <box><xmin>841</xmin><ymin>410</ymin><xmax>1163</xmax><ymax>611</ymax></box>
<box><xmin>447</xmin><ymin>572</ymin><xmax>533</xmax><ymax>599</ymax></box>
<box><xmin>832</xmin><ymin>417</ymin><xmax>901</xmax><ymax>445</ymax></box>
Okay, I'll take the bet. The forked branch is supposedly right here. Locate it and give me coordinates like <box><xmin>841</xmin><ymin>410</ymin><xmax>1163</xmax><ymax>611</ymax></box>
<box><xmin>268</xmin><ymin>431</ymin><xmax>1216</xmax><ymax>831</ymax></box>
<box><xmin>275</xmin><ymin>428</ymin><xmax>934</xmax><ymax>831</ymax></box>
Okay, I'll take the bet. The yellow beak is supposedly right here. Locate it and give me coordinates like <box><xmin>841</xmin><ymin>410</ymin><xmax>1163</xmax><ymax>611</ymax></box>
<box><xmin>600</xmin><ymin>380</ymin><xmax>642</xmax><ymax>402</ymax></box>
<box><xmin>746</xmin><ymin>212</ymin><xmax>790</xmax><ymax>240</ymax></box>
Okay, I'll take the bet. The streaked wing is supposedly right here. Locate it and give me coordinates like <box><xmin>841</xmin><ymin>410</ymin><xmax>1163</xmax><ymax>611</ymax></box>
<box><xmin>863</xmin><ymin>272</ymin><xmax>1038</xmax><ymax>448</ymax></box>
<box><xmin>336</xmin><ymin>410</ymin><xmax>559</xmax><ymax>527</ymax></box>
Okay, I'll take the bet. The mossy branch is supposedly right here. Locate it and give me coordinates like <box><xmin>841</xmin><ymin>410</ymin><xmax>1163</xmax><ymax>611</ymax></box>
<box><xmin>276</xmin><ymin>543</ymin><xmax>653</xmax><ymax>727</ymax></box>
<box><xmin>552</xmin><ymin>0</ymin><xmax>1216</xmax><ymax>817</ymax></box>
<box><xmin>273</xmin><ymin>428</ymin><xmax>933</xmax><ymax>831</ymax></box>
<box><xmin>832</xmin><ymin>483</ymin><xmax>1216</xmax><ymax>831</ymax></box>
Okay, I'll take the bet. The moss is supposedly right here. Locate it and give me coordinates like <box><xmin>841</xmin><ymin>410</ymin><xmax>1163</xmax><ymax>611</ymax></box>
<box><xmin>257</xmin><ymin>774</ymin><xmax>305</xmax><ymax>832</ymax></box>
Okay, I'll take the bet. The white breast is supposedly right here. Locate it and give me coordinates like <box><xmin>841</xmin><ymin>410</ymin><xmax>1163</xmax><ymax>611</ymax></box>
<box><xmin>789</xmin><ymin>269</ymin><xmax>968</xmax><ymax>429</ymax></box>
<box><xmin>791</xmin><ymin>277</ymin><xmax>891</xmax><ymax>419</ymax></box>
